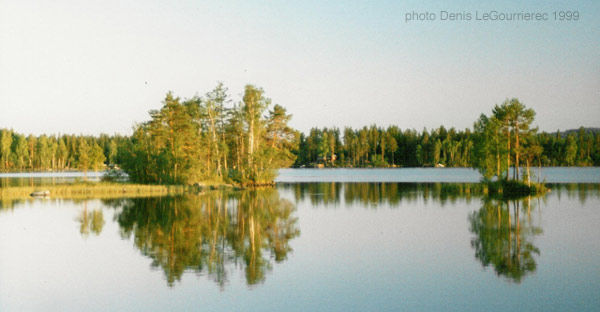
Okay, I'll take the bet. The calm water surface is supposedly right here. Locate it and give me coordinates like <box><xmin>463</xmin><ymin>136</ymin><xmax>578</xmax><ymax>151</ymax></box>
<box><xmin>276</xmin><ymin>167</ymin><xmax>600</xmax><ymax>183</ymax></box>
<box><xmin>1</xmin><ymin>170</ymin><xmax>599</xmax><ymax>311</ymax></box>
<box><xmin>0</xmin><ymin>171</ymin><xmax>102</xmax><ymax>187</ymax></box>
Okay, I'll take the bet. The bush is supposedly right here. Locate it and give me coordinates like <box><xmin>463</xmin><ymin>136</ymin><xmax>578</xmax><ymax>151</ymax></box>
<box><xmin>485</xmin><ymin>180</ymin><xmax>547</xmax><ymax>198</ymax></box>
<box><xmin>101</xmin><ymin>169</ymin><xmax>128</xmax><ymax>182</ymax></box>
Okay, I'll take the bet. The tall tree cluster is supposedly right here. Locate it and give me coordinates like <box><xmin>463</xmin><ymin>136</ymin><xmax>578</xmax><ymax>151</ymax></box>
<box><xmin>472</xmin><ymin>98</ymin><xmax>542</xmax><ymax>182</ymax></box>
<box><xmin>119</xmin><ymin>84</ymin><xmax>298</xmax><ymax>185</ymax></box>
<box><xmin>472</xmin><ymin>98</ymin><xmax>568</xmax><ymax>184</ymax></box>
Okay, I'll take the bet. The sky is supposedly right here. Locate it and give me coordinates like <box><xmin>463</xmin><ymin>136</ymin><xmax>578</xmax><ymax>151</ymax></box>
<box><xmin>1</xmin><ymin>0</ymin><xmax>598</xmax><ymax>136</ymax></box>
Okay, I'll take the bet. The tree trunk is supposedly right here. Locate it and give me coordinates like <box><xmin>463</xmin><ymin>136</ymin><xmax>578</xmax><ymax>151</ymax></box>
<box><xmin>506</xmin><ymin>125</ymin><xmax>511</xmax><ymax>181</ymax></box>
<box><xmin>209</xmin><ymin>111</ymin><xmax>221</xmax><ymax>176</ymax></box>
<box><xmin>173</xmin><ymin>162</ymin><xmax>178</xmax><ymax>184</ymax></box>
<box><xmin>496</xmin><ymin>129</ymin><xmax>501</xmax><ymax>178</ymax></box>
<box><xmin>526</xmin><ymin>158</ymin><xmax>531</xmax><ymax>187</ymax></box>
<box><xmin>497</xmin><ymin>203</ymin><xmax>501</xmax><ymax>229</ymax></box>
<box><xmin>515</xmin><ymin>123</ymin><xmax>520</xmax><ymax>180</ymax></box>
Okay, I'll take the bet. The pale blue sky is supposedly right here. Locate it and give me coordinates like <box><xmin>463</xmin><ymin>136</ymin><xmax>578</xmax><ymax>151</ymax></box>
<box><xmin>1</xmin><ymin>0</ymin><xmax>598</xmax><ymax>135</ymax></box>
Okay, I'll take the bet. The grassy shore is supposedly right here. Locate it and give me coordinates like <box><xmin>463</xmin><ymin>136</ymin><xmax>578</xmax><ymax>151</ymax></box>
<box><xmin>0</xmin><ymin>182</ymin><xmax>189</xmax><ymax>200</ymax></box>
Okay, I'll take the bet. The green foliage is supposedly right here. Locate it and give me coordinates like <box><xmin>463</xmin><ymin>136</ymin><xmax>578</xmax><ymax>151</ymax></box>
<box><xmin>472</xmin><ymin>114</ymin><xmax>506</xmax><ymax>179</ymax></box>
<box><xmin>90</xmin><ymin>142</ymin><xmax>106</xmax><ymax>171</ymax></box>
<box><xmin>121</xmin><ymin>92</ymin><xmax>203</xmax><ymax>184</ymax></box>
<box><xmin>0</xmin><ymin>129</ymin><xmax>13</xmax><ymax>170</ymax></box>
<box><xmin>472</xmin><ymin>98</ymin><xmax>543</xmax><ymax>182</ymax></box>
<box><xmin>118</xmin><ymin>84</ymin><xmax>297</xmax><ymax>186</ymax></box>
<box><xmin>294</xmin><ymin>124</ymin><xmax>475</xmax><ymax>168</ymax></box>
<box><xmin>101</xmin><ymin>169</ymin><xmax>128</xmax><ymax>182</ymax></box>
<box><xmin>76</xmin><ymin>138</ymin><xmax>90</xmax><ymax>173</ymax></box>
<box><xmin>0</xmin><ymin>130</ymin><xmax>127</xmax><ymax>172</ymax></box>
<box><xmin>370</xmin><ymin>154</ymin><xmax>388</xmax><ymax>167</ymax></box>
<box><xmin>12</xmin><ymin>134</ymin><xmax>29</xmax><ymax>170</ymax></box>
<box><xmin>485</xmin><ymin>180</ymin><xmax>547</xmax><ymax>198</ymax></box>
<box><xmin>265</xmin><ymin>104</ymin><xmax>298</xmax><ymax>168</ymax></box>
<box><xmin>291</xmin><ymin>99</ymin><xmax>598</xmax><ymax>169</ymax></box>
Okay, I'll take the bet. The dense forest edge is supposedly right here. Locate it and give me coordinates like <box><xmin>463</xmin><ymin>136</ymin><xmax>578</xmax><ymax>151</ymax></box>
<box><xmin>1</xmin><ymin>83</ymin><xmax>599</xmax><ymax>189</ymax></box>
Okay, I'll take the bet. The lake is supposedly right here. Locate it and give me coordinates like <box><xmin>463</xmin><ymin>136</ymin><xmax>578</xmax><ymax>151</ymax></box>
<box><xmin>276</xmin><ymin>167</ymin><xmax>600</xmax><ymax>183</ymax></box>
<box><xmin>0</xmin><ymin>171</ymin><xmax>103</xmax><ymax>187</ymax></box>
<box><xmin>1</xmin><ymin>169</ymin><xmax>599</xmax><ymax>311</ymax></box>
<box><xmin>3</xmin><ymin>167</ymin><xmax>600</xmax><ymax>186</ymax></box>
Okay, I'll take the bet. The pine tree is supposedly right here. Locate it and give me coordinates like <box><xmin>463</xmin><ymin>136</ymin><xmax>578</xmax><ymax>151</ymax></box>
<box><xmin>0</xmin><ymin>129</ymin><xmax>13</xmax><ymax>170</ymax></box>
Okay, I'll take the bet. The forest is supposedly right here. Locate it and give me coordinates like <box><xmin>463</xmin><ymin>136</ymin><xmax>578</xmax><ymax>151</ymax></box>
<box><xmin>293</xmin><ymin>122</ymin><xmax>600</xmax><ymax>169</ymax></box>
<box><xmin>1</xmin><ymin>89</ymin><xmax>599</xmax><ymax>185</ymax></box>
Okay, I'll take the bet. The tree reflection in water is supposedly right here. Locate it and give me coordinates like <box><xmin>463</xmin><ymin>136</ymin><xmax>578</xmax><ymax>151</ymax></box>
<box><xmin>469</xmin><ymin>196</ymin><xmax>542</xmax><ymax>283</ymax></box>
<box><xmin>282</xmin><ymin>182</ymin><xmax>482</xmax><ymax>207</ymax></box>
<box><xmin>76</xmin><ymin>201</ymin><xmax>105</xmax><ymax>238</ymax></box>
<box><xmin>284</xmin><ymin>182</ymin><xmax>548</xmax><ymax>283</ymax></box>
<box><xmin>112</xmin><ymin>188</ymin><xmax>299</xmax><ymax>288</ymax></box>
<box><xmin>36</xmin><ymin>182</ymin><xmax>600</xmax><ymax>287</ymax></box>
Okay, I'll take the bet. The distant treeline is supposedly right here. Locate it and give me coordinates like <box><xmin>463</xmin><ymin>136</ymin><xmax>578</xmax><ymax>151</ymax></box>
<box><xmin>2</xmin><ymin>124</ymin><xmax>597</xmax><ymax>174</ymax></box>
<box><xmin>293</xmin><ymin>125</ymin><xmax>600</xmax><ymax>168</ymax></box>
<box><xmin>1</xmin><ymin>95</ymin><xmax>599</xmax><ymax>179</ymax></box>
<box><xmin>0</xmin><ymin>130</ymin><xmax>128</xmax><ymax>172</ymax></box>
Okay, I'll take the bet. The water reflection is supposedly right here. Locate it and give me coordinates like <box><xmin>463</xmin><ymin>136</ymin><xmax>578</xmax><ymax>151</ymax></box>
<box><xmin>107</xmin><ymin>189</ymin><xmax>300</xmax><ymax>288</ymax></box>
<box><xmin>0</xmin><ymin>176</ymin><xmax>38</xmax><ymax>187</ymax></box>
<box><xmin>2</xmin><ymin>182</ymin><xmax>599</xmax><ymax>290</ymax></box>
<box><xmin>76</xmin><ymin>201</ymin><xmax>105</xmax><ymax>238</ymax></box>
<box><xmin>548</xmin><ymin>183</ymin><xmax>600</xmax><ymax>205</ymax></box>
<box><xmin>0</xmin><ymin>174</ymin><xmax>101</xmax><ymax>187</ymax></box>
<box><xmin>281</xmin><ymin>182</ymin><xmax>483</xmax><ymax>207</ymax></box>
<box><xmin>0</xmin><ymin>198</ymin><xmax>25</xmax><ymax>210</ymax></box>
<box><xmin>469</xmin><ymin>197</ymin><xmax>542</xmax><ymax>283</ymax></box>
<box><xmin>283</xmin><ymin>183</ymin><xmax>551</xmax><ymax>283</ymax></box>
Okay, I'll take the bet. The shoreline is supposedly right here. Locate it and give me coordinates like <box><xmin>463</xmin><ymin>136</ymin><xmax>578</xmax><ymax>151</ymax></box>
<box><xmin>0</xmin><ymin>183</ymin><xmax>187</xmax><ymax>200</ymax></box>
<box><xmin>0</xmin><ymin>180</ymin><xmax>547</xmax><ymax>200</ymax></box>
